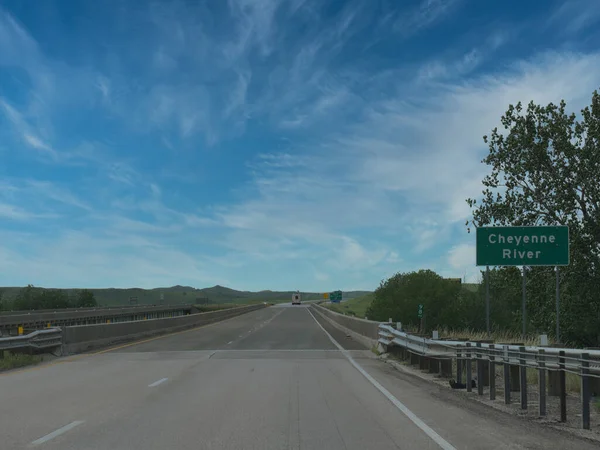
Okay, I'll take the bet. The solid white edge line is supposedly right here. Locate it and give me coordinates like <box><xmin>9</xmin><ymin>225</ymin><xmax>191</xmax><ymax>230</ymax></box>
<box><xmin>30</xmin><ymin>420</ymin><xmax>84</xmax><ymax>447</ymax></box>
<box><xmin>148</xmin><ymin>377</ymin><xmax>169</xmax><ymax>387</ymax></box>
<box><xmin>307</xmin><ymin>308</ymin><xmax>456</xmax><ymax>450</ymax></box>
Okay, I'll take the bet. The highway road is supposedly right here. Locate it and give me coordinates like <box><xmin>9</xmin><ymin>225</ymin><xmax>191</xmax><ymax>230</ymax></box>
<box><xmin>0</xmin><ymin>304</ymin><xmax>596</xmax><ymax>449</ymax></box>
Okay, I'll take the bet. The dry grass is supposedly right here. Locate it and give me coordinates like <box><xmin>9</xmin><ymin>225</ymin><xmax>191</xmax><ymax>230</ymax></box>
<box><xmin>425</xmin><ymin>327</ymin><xmax>586</xmax><ymax>394</ymax></box>
<box><xmin>436</xmin><ymin>327</ymin><xmax>549</xmax><ymax>346</ymax></box>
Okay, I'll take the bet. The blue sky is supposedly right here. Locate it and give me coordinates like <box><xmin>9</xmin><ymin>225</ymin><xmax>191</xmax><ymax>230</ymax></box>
<box><xmin>1</xmin><ymin>0</ymin><xmax>599</xmax><ymax>291</ymax></box>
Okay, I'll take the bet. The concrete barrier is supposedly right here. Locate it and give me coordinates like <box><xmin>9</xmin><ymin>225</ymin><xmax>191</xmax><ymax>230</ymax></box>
<box><xmin>310</xmin><ymin>303</ymin><xmax>381</xmax><ymax>348</ymax></box>
<box><xmin>62</xmin><ymin>304</ymin><xmax>267</xmax><ymax>354</ymax></box>
<box><xmin>1</xmin><ymin>304</ymin><xmax>194</xmax><ymax>333</ymax></box>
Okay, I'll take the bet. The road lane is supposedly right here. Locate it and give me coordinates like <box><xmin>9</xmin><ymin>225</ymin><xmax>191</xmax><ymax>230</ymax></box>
<box><xmin>0</xmin><ymin>304</ymin><xmax>597</xmax><ymax>449</ymax></box>
<box><xmin>114</xmin><ymin>306</ymin><xmax>282</xmax><ymax>352</ymax></box>
<box><xmin>231</xmin><ymin>306</ymin><xmax>337</xmax><ymax>350</ymax></box>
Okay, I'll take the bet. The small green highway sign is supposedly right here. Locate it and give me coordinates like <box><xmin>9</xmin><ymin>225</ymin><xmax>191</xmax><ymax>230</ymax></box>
<box><xmin>417</xmin><ymin>304</ymin><xmax>424</xmax><ymax>319</ymax></box>
<box><xmin>330</xmin><ymin>290</ymin><xmax>342</xmax><ymax>303</ymax></box>
<box><xmin>476</xmin><ymin>226</ymin><xmax>569</xmax><ymax>266</ymax></box>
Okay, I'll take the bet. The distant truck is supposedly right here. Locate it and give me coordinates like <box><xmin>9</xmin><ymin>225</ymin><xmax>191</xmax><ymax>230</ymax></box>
<box><xmin>292</xmin><ymin>291</ymin><xmax>302</xmax><ymax>305</ymax></box>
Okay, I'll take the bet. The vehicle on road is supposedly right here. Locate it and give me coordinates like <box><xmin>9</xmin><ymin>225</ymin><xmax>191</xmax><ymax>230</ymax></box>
<box><xmin>292</xmin><ymin>291</ymin><xmax>302</xmax><ymax>305</ymax></box>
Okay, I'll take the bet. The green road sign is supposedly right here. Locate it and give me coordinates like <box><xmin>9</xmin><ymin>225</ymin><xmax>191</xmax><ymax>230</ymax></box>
<box><xmin>330</xmin><ymin>290</ymin><xmax>342</xmax><ymax>302</ymax></box>
<box><xmin>417</xmin><ymin>304</ymin><xmax>424</xmax><ymax>318</ymax></box>
<box><xmin>476</xmin><ymin>226</ymin><xmax>569</xmax><ymax>267</ymax></box>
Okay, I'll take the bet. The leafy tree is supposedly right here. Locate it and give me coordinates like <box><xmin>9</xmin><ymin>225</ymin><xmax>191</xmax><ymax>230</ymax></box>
<box><xmin>482</xmin><ymin>267</ymin><xmax>522</xmax><ymax>332</ymax></box>
<box><xmin>13</xmin><ymin>284</ymin><xmax>40</xmax><ymax>310</ymax></box>
<box><xmin>367</xmin><ymin>270</ymin><xmax>463</xmax><ymax>332</ymax></box>
<box><xmin>74</xmin><ymin>290</ymin><xmax>97</xmax><ymax>308</ymax></box>
<box><xmin>467</xmin><ymin>89</ymin><xmax>600</xmax><ymax>345</ymax></box>
<box><xmin>13</xmin><ymin>285</ymin><xmax>80</xmax><ymax>310</ymax></box>
<box><xmin>35</xmin><ymin>289</ymin><xmax>70</xmax><ymax>309</ymax></box>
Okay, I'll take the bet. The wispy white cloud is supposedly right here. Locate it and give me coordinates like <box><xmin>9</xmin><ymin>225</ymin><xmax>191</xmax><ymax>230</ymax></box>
<box><xmin>24</xmin><ymin>180</ymin><xmax>91</xmax><ymax>211</ymax></box>
<box><xmin>0</xmin><ymin>9</ymin><xmax>40</xmax><ymax>65</ymax></box>
<box><xmin>0</xmin><ymin>203</ymin><xmax>44</xmax><ymax>220</ymax></box>
<box><xmin>1</xmin><ymin>1</ymin><xmax>598</xmax><ymax>290</ymax></box>
<box><xmin>416</xmin><ymin>29</ymin><xmax>512</xmax><ymax>83</ymax></box>
<box><xmin>95</xmin><ymin>76</ymin><xmax>111</xmax><ymax>101</ymax></box>
<box><xmin>0</xmin><ymin>228</ymin><xmax>230</xmax><ymax>288</ymax></box>
<box><xmin>22</xmin><ymin>134</ymin><xmax>54</xmax><ymax>154</ymax></box>
<box><xmin>393</xmin><ymin>0</ymin><xmax>462</xmax><ymax>37</ymax></box>
<box><xmin>223</xmin><ymin>71</ymin><xmax>251</xmax><ymax>119</ymax></box>
<box><xmin>0</xmin><ymin>98</ymin><xmax>58</xmax><ymax>158</ymax></box>
<box><xmin>210</xmin><ymin>49</ymin><xmax>600</xmax><ymax>283</ymax></box>
<box><xmin>226</xmin><ymin>0</ymin><xmax>280</xmax><ymax>58</ymax></box>
<box><xmin>547</xmin><ymin>0</ymin><xmax>600</xmax><ymax>35</ymax></box>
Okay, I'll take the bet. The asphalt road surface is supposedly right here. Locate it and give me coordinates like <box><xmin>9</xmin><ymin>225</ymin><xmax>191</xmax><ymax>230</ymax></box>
<box><xmin>1</xmin><ymin>304</ymin><xmax>597</xmax><ymax>449</ymax></box>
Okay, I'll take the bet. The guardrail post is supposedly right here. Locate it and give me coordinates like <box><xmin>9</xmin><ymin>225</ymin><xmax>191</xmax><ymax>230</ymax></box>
<box><xmin>410</xmin><ymin>351</ymin><xmax>419</xmax><ymax>366</ymax></box>
<box><xmin>397</xmin><ymin>346</ymin><xmax>404</xmax><ymax>360</ymax></box>
<box><xmin>559</xmin><ymin>350</ymin><xmax>567</xmax><ymax>422</ymax></box>
<box><xmin>503</xmin><ymin>345</ymin><xmax>511</xmax><ymax>404</ymax></box>
<box><xmin>478</xmin><ymin>340</ymin><xmax>492</xmax><ymax>386</ymax></box>
<box><xmin>489</xmin><ymin>344</ymin><xmax>496</xmax><ymax>401</ymax></box>
<box><xmin>538</xmin><ymin>349</ymin><xmax>546</xmax><ymax>416</ymax></box>
<box><xmin>581</xmin><ymin>352</ymin><xmax>590</xmax><ymax>430</ymax></box>
<box><xmin>519</xmin><ymin>346</ymin><xmax>527</xmax><ymax>410</ymax></box>
<box><xmin>457</xmin><ymin>345</ymin><xmax>463</xmax><ymax>385</ymax></box>
<box><xmin>440</xmin><ymin>358</ymin><xmax>452</xmax><ymax>378</ymax></box>
<box><xmin>429</xmin><ymin>357</ymin><xmax>440</xmax><ymax>374</ymax></box>
<box><xmin>476</xmin><ymin>343</ymin><xmax>484</xmax><ymax>395</ymax></box>
<box><xmin>584</xmin><ymin>347</ymin><xmax>600</xmax><ymax>397</ymax></box>
<box><xmin>466</xmin><ymin>342</ymin><xmax>472</xmax><ymax>393</ymax></box>
<box><xmin>510</xmin><ymin>356</ymin><xmax>521</xmax><ymax>392</ymax></box>
<box><xmin>548</xmin><ymin>370</ymin><xmax>561</xmax><ymax>396</ymax></box>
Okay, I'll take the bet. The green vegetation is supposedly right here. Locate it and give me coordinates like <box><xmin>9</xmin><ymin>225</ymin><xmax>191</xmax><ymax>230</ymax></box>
<box><xmin>461</xmin><ymin>283</ymin><xmax>478</xmax><ymax>293</ymax></box>
<box><xmin>0</xmin><ymin>285</ymin><xmax>97</xmax><ymax>311</ymax></box>
<box><xmin>0</xmin><ymin>352</ymin><xmax>42</xmax><ymax>371</ymax></box>
<box><xmin>465</xmin><ymin>89</ymin><xmax>600</xmax><ymax>347</ymax></box>
<box><xmin>366</xmin><ymin>89</ymin><xmax>600</xmax><ymax>348</ymax></box>
<box><xmin>367</xmin><ymin>270</ymin><xmax>481</xmax><ymax>331</ymax></box>
<box><xmin>324</xmin><ymin>293</ymin><xmax>374</xmax><ymax>318</ymax></box>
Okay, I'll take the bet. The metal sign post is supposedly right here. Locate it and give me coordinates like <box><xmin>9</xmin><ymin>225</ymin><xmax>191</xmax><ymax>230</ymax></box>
<box><xmin>476</xmin><ymin>225</ymin><xmax>569</xmax><ymax>342</ymax></box>
<box><xmin>522</xmin><ymin>266</ymin><xmax>527</xmax><ymax>340</ymax></box>
<box><xmin>486</xmin><ymin>266</ymin><xmax>490</xmax><ymax>337</ymax></box>
<box><xmin>556</xmin><ymin>266</ymin><xmax>560</xmax><ymax>343</ymax></box>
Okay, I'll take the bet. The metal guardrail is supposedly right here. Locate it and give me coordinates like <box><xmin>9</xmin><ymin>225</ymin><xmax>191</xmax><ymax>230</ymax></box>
<box><xmin>378</xmin><ymin>323</ymin><xmax>600</xmax><ymax>430</ymax></box>
<box><xmin>0</xmin><ymin>303</ymin><xmax>195</xmax><ymax>316</ymax></box>
<box><xmin>0</xmin><ymin>328</ymin><xmax>62</xmax><ymax>351</ymax></box>
<box><xmin>0</xmin><ymin>304</ymin><xmax>193</xmax><ymax>332</ymax></box>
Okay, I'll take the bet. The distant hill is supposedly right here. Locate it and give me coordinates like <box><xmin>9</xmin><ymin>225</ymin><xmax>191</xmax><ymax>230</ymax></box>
<box><xmin>0</xmin><ymin>285</ymin><xmax>371</xmax><ymax>307</ymax></box>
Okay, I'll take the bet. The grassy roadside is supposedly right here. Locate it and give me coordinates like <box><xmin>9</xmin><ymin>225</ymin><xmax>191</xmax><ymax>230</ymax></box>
<box><xmin>323</xmin><ymin>293</ymin><xmax>374</xmax><ymax>318</ymax></box>
<box><xmin>0</xmin><ymin>352</ymin><xmax>42</xmax><ymax>372</ymax></box>
<box><xmin>320</xmin><ymin>293</ymin><xmax>588</xmax><ymax>395</ymax></box>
